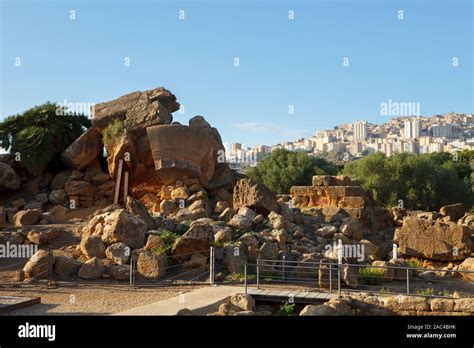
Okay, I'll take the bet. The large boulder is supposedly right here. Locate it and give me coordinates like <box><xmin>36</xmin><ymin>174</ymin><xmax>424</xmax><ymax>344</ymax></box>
<box><xmin>146</xmin><ymin>123</ymin><xmax>223</xmax><ymax>187</ymax></box>
<box><xmin>80</xmin><ymin>235</ymin><xmax>106</xmax><ymax>259</ymax></box>
<box><xmin>171</xmin><ymin>223</ymin><xmax>214</xmax><ymax>262</ymax></box>
<box><xmin>394</xmin><ymin>216</ymin><xmax>472</xmax><ymax>261</ymax></box>
<box><xmin>439</xmin><ymin>203</ymin><xmax>465</xmax><ymax>221</ymax></box>
<box><xmin>101</xmin><ymin>209</ymin><xmax>147</xmax><ymax>249</ymax></box>
<box><xmin>0</xmin><ymin>162</ymin><xmax>20</xmax><ymax>191</ymax></box>
<box><xmin>458</xmin><ymin>257</ymin><xmax>474</xmax><ymax>282</ymax></box>
<box><xmin>23</xmin><ymin>250</ymin><xmax>50</xmax><ymax>279</ymax></box>
<box><xmin>136</xmin><ymin>250</ymin><xmax>167</xmax><ymax>280</ymax></box>
<box><xmin>91</xmin><ymin>87</ymin><xmax>179</xmax><ymax>132</ymax></box>
<box><xmin>61</xmin><ymin>127</ymin><xmax>103</xmax><ymax>170</ymax></box>
<box><xmin>14</xmin><ymin>209</ymin><xmax>41</xmax><ymax>226</ymax></box>
<box><xmin>54</xmin><ymin>255</ymin><xmax>81</xmax><ymax>278</ymax></box>
<box><xmin>232</xmin><ymin>178</ymin><xmax>279</xmax><ymax>215</ymax></box>
<box><xmin>78</xmin><ymin>257</ymin><xmax>104</xmax><ymax>280</ymax></box>
<box><xmin>125</xmin><ymin>196</ymin><xmax>156</xmax><ymax>230</ymax></box>
<box><xmin>105</xmin><ymin>242</ymin><xmax>130</xmax><ymax>265</ymax></box>
<box><xmin>26</xmin><ymin>227</ymin><xmax>61</xmax><ymax>245</ymax></box>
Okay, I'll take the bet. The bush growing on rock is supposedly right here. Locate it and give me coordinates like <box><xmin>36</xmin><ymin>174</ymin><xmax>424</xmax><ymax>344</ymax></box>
<box><xmin>0</xmin><ymin>102</ymin><xmax>91</xmax><ymax>175</ymax></box>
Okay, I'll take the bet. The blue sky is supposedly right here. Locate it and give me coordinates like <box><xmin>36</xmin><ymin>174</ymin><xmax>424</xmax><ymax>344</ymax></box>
<box><xmin>0</xmin><ymin>0</ymin><xmax>472</xmax><ymax>148</ymax></box>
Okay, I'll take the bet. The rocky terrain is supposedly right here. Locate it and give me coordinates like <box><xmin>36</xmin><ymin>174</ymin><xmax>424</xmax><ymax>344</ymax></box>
<box><xmin>0</xmin><ymin>86</ymin><xmax>473</xmax><ymax>315</ymax></box>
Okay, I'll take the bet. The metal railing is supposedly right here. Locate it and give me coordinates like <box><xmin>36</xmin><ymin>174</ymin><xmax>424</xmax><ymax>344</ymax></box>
<box><xmin>241</xmin><ymin>257</ymin><xmax>474</xmax><ymax>299</ymax></box>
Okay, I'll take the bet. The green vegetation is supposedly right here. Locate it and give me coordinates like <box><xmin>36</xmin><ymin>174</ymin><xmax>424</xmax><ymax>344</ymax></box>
<box><xmin>379</xmin><ymin>288</ymin><xmax>393</xmax><ymax>296</ymax></box>
<box><xmin>343</xmin><ymin>151</ymin><xmax>474</xmax><ymax>210</ymax></box>
<box><xmin>247</xmin><ymin>149</ymin><xmax>338</xmax><ymax>194</ymax></box>
<box><xmin>0</xmin><ymin>102</ymin><xmax>91</xmax><ymax>175</ymax></box>
<box><xmin>226</xmin><ymin>272</ymin><xmax>256</xmax><ymax>282</ymax></box>
<box><xmin>277</xmin><ymin>302</ymin><xmax>296</xmax><ymax>316</ymax></box>
<box><xmin>359</xmin><ymin>267</ymin><xmax>385</xmax><ymax>285</ymax></box>
<box><xmin>102</xmin><ymin>119</ymin><xmax>125</xmax><ymax>149</ymax></box>
<box><xmin>439</xmin><ymin>289</ymin><xmax>452</xmax><ymax>297</ymax></box>
<box><xmin>405</xmin><ymin>258</ymin><xmax>423</xmax><ymax>269</ymax></box>
<box><xmin>416</xmin><ymin>287</ymin><xmax>435</xmax><ymax>296</ymax></box>
<box><xmin>150</xmin><ymin>230</ymin><xmax>180</xmax><ymax>257</ymax></box>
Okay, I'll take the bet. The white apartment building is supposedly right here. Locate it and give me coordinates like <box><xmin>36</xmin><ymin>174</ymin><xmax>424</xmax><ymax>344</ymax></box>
<box><xmin>353</xmin><ymin>120</ymin><xmax>368</xmax><ymax>141</ymax></box>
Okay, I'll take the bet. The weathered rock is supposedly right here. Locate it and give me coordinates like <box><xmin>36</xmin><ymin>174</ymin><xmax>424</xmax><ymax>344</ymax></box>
<box><xmin>26</xmin><ymin>228</ymin><xmax>61</xmax><ymax>245</ymax></box>
<box><xmin>23</xmin><ymin>250</ymin><xmax>50</xmax><ymax>279</ymax></box>
<box><xmin>80</xmin><ymin>235</ymin><xmax>106</xmax><ymax>259</ymax></box>
<box><xmin>144</xmin><ymin>234</ymin><xmax>165</xmax><ymax>252</ymax></box>
<box><xmin>299</xmin><ymin>304</ymin><xmax>338</xmax><ymax>316</ymax></box>
<box><xmin>214</xmin><ymin>227</ymin><xmax>233</xmax><ymax>244</ymax></box>
<box><xmin>160</xmin><ymin>200</ymin><xmax>177</xmax><ymax>216</ymax></box>
<box><xmin>49</xmin><ymin>189</ymin><xmax>68</xmax><ymax>205</ymax></box>
<box><xmin>136</xmin><ymin>250</ymin><xmax>167</xmax><ymax>280</ymax></box>
<box><xmin>384</xmin><ymin>295</ymin><xmax>430</xmax><ymax>312</ymax></box>
<box><xmin>453</xmin><ymin>298</ymin><xmax>474</xmax><ymax>312</ymax></box>
<box><xmin>359</xmin><ymin>239</ymin><xmax>381</xmax><ymax>261</ymax></box>
<box><xmin>14</xmin><ymin>209</ymin><xmax>41</xmax><ymax>226</ymax></box>
<box><xmin>146</xmin><ymin>122</ymin><xmax>223</xmax><ymax>187</ymax></box>
<box><xmin>171</xmin><ymin>223</ymin><xmax>214</xmax><ymax>261</ymax></box>
<box><xmin>219</xmin><ymin>207</ymin><xmax>235</xmax><ymax>222</ymax></box>
<box><xmin>62</xmin><ymin>127</ymin><xmax>103</xmax><ymax>170</ymax></box>
<box><xmin>105</xmin><ymin>242</ymin><xmax>130</xmax><ymax>265</ymax></box>
<box><xmin>238</xmin><ymin>207</ymin><xmax>257</xmax><ymax>221</ymax></box>
<box><xmin>125</xmin><ymin>196</ymin><xmax>156</xmax><ymax>230</ymax></box>
<box><xmin>0</xmin><ymin>162</ymin><xmax>20</xmax><ymax>191</ymax></box>
<box><xmin>458</xmin><ymin>257</ymin><xmax>474</xmax><ymax>282</ymax></box>
<box><xmin>339</xmin><ymin>218</ymin><xmax>364</xmax><ymax>241</ymax></box>
<box><xmin>259</xmin><ymin>242</ymin><xmax>279</xmax><ymax>260</ymax></box>
<box><xmin>109</xmin><ymin>264</ymin><xmax>130</xmax><ymax>280</ymax></box>
<box><xmin>104</xmin><ymin>129</ymin><xmax>139</xmax><ymax>180</ymax></box>
<box><xmin>318</xmin><ymin>258</ymin><xmax>338</xmax><ymax>289</ymax></box>
<box><xmin>171</xmin><ymin>187</ymin><xmax>190</xmax><ymax>200</ymax></box>
<box><xmin>78</xmin><ymin>257</ymin><xmax>104</xmax><ymax>280</ymax></box>
<box><xmin>371</xmin><ymin>260</ymin><xmax>394</xmax><ymax>281</ymax></box>
<box><xmin>184</xmin><ymin>252</ymin><xmax>208</xmax><ymax>268</ymax></box>
<box><xmin>439</xmin><ymin>203</ymin><xmax>465</xmax><ymax>221</ymax></box>
<box><xmin>229</xmin><ymin>294</ymin><xmax>255</xmax><ymax>311</ymax></box>
<box><xmin>430</xmin><ymin>298</ymin><xmax>455</xmax><ymax>312</ymax></box>
<box><xmin>267</xmin><ymin>211</ymin><xmax>289</xmax><ymax>230</ymax></box>
<box><xmin>50</xmin><ymin>171</ymin><xmax>69</xmax><ymax>190</ymax></box>
<box><xmin>394</xmin><ymin>217</ymin><xmax>472</xmax><ymax>261</ymax></box>
<box><xmin>233</xmin><ymin>178</ymin><xmax>278</xmax><ymax>215</ymax></box>
<box><xmin>54</xmin><ymin>255</ymin><xmax>81</xmax><ymax>278</ymax></box>
<box><xmin>224</xmin><ymin>245</ymin><xmax>246</xmax><ymax>273</ymax></box>
<box><xmin>102</xmin><ymin>209</ymin><xmax>147</xmax><ymax>249</ymax></box>
<box><xmin>228</xmin><ymin>214</ymin><xmax>252</xmax><ymax>232</ymax></box>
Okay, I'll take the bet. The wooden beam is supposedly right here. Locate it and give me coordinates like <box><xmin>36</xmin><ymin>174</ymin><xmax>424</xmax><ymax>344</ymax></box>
<box><xmin>114</xmin><ymin>159</ymin><xmax>124</xmax><ymax>205</ymax></box>
<box><xmin>123</xmin><ymin>171</ymin><xmax>130</xmax><ymax>202</ymax></box>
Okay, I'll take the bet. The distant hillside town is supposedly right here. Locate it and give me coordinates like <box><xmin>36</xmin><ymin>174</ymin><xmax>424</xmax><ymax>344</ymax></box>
<box><xmin>228</xmin><ymin>113</ymin><xmax>473</xmax><ymax>166</ymax></box>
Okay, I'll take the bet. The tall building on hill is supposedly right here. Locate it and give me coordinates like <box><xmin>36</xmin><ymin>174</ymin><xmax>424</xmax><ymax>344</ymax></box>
<box><xmin>404</xmin><ymin>120</ymin><xmax>420</xmax><ymax>139</ymax></box>
<box><xmin>353</xmin><ymin>120</ymin><xmax>368</xmax><ymax>141</ymax></box>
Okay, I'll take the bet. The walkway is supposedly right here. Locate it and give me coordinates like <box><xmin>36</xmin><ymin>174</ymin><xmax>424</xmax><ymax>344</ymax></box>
<box><xmin>114</xmin><ymin>285</ymin><xmax>242</xmax><ymax>315</ymax></box>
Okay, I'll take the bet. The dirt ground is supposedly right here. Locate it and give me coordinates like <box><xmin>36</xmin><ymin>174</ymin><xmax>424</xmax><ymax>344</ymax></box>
<box><xmin>0</xmin><ymin>283</ymin><xmax>203</xmax><ymax>315</ymax></box>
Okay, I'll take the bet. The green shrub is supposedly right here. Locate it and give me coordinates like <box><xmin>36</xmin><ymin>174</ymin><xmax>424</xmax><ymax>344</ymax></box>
<box><xmin>0</xmin><ymin>102</ymin><xmax>91</xmax><ymax>175</ymax></box>
<box><xmin>226</xmin><ymin>272</ymin><xmax>256</xmax><ymax>282</ymax></box>
<box><xmin>359</xmin><ymin>267</ymin><xmax>385</xmax><ymax>285</ymax></box>
<box><xmin>416</xmin><ymin>288</ymin><xmax>435</xmax><ymax>296</ymax></box>
<box><xmin>102</xmin><ymin>119</ymin><xmax>125</xmax><ymax>149</ymax></box>
<box><xmin>277</xmin><ymin>302</ymin><xmax>296</xmax><ymax>316</ymax></box>
<box><xmin>405</xmin><ymin>258</ymin><xmax>423</xmax><ymax>269</ymax></box>
<box><xmin>247</xmin><ymin>149</ymin><xmax>338</xmax><ymax>194</ymax></box>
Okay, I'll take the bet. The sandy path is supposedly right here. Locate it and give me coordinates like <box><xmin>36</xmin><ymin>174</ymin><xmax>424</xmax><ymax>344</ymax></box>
<box><xmin>0</xmin><ymin>284</ymin><xmax>204</xmax><ymax>315</ymax></box>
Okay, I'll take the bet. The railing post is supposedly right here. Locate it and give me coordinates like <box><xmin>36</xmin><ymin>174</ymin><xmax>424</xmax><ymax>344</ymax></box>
<box><xmin>209</xmin><ymin>246</ymin><xmax>215</xmax><ymax>285</ymax></box>
<box><xmin>329</xmin><ymin>264</ymin><xmax>332</xmax><ymax>294</ymax></box>
<box><xmin>337</xmin><ymin>264</ymin><xmax>341</xmax><ymax>297</ymax></box>
<box><xmin>256</xmin><ymin>257</ymin><xmax>260</xmax><ymax>289</ymax></box>
<box><xmin>406</xmin><ymin>267</ymin><xmax>410</xmax><ymax>294</ymax></box>
<box><xmin>244</xmin><ymin>263</ymin><xmax>248</xmax><ymax>296</ymax></box>
<box><xmin>129</xmin><ymin>257</ymin><xmax>134</xmax><ymax>286</ymax></box>
<box><xmin>282</xmin><ymin>255</ymin><xmax>286</xmax><ymax>281</ymax></box>
<box><xmin>47</xmin><ymin>247</ymin><xmax>53</xmax><ymax>286</ymax></box>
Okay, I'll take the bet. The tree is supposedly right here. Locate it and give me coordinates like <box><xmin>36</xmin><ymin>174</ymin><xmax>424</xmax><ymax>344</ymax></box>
<box><xmin>0</xmin><ymin>102</ymin><xmax>91</xmax><ymax>175</ymax></box>
<box><xmin>247</xmin><ymin>149</ymin><xmax>338</xmax><ymax>194</ymax></box>
<box><xmin>343</xmin><ymin>152</ymin><xmax>473</xmax><ymax>210</ymax></box>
